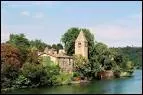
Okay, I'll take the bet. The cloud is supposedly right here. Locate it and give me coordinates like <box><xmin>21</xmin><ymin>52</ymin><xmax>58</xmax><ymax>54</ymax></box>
<box><xmin>20</xmin><ymin>11</ymin><xmax>45</xmax><ymax>19</ymax></box>
<box><xmin>33</xmin><ymin>12</ymin><xmax>44</xmax><ymax>19</ymax></box>
<box><xmin>21</xmin><ymin>11</ymin><xmax>30</xmax><ymax>16</ymax></box>
<box><xmin>89</xmin><ymin>13</ymin><xmax>142</xmax><ymax>47</ymax></box>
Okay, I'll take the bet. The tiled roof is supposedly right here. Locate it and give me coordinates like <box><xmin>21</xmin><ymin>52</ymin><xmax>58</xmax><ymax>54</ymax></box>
<box><xmin>38</xmin><ymin>52</ymin><xmax>73</xmax><ymax>58</ymax></box>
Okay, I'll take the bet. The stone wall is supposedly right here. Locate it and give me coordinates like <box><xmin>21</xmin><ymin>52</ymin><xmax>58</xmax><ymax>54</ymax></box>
<box><xmin>58</xmin><ymin>57</ymin><xmax>73</xmax><ymax>73</ymax></box>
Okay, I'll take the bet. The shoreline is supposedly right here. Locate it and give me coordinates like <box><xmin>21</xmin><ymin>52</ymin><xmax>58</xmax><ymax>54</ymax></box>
<box><xmin>2</xmin><ymin>70</ymin><xmax>139</xmax><ymax>93</ymax></box>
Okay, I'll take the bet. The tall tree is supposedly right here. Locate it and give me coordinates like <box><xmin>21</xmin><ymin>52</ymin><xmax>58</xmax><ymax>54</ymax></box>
<box><xmin>6</xmin><ymin>33</ymin><xmax>30</xmax><ymax>62</ymax></box>
<box><xmin>61</xmin><ymin>27</ymin><xmax>95</xmax><ymax>58</ymax></box>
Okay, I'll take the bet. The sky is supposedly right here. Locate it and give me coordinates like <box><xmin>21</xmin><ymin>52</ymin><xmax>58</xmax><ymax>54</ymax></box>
<box><xmin>1</xmin><ymin>1</ymin><xmax>142</xmax><ymax>47</ymax></box>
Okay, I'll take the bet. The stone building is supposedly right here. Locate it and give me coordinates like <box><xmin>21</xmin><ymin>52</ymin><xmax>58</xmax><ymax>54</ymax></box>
<box><xmin>75</xmin><ymin>30</ymin><xmax>88</xmax><ymax>59</ymax></box>
<box><xmin>39</xmin><ymin>30</ymin><xmax>88</xmax><ymax>73</ymax></box>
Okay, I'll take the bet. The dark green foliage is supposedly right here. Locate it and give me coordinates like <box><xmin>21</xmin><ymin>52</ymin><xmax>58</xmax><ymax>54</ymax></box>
<box><xmin>110</xmin><ymin>47</ymin><xmax>142</xmax><ymax>69</ymax></box>
<box><xmin>61</xmin><ymin>27</ymin><xmax>80</xmax><ymax>55</ymax></box>
<box><xmin>14</xmin><ymin>62</ymin><xmax>60</xmax><ymax>88</ymax></box>
<box><xmin>30</xmin><ymin>39</ymin><xmax>48</xmax><ymax>52</ymax></box>
<box><xmin>61</xmin><ymin>27</ymin><xmax>95</xmax><ymax>57</ymax></box>
<box><xmin>51</xmin><ymin>43</ymin><xmax>63</xmax><ymax>53</ymax></box>
<box><xmin>57</xmin><ymin>43</ymin><xmax>63</xmax><ymax>50</ymax></box>
<box><xmin>1</xmin><ymin>63</ymin><xmax>20</xmax><ymax>89</ymax></box>
<box><xmin>15</xmin><ymin>63</ymin><xmax>48</xmax><ymax>88</ymax></box>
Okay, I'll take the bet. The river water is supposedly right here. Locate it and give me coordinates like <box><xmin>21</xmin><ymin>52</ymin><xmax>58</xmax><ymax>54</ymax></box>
<box><xmin>5</xmin><ymin>70</ymin><xmax>142</xmax><ymax>94</ymax></box>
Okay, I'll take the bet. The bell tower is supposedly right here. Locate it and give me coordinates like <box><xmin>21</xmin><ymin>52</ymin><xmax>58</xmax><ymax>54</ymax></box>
<box><xmin>75</xmin><ymin>30</ymin><xmax>88</xmax><ymax>59</ymax></box>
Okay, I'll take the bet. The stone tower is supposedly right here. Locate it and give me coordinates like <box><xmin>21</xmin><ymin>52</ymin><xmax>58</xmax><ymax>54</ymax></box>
<box><xmin>75</xmin><ymin>30</ymin><xmax>88</xmax><ymax>59</ymax></box>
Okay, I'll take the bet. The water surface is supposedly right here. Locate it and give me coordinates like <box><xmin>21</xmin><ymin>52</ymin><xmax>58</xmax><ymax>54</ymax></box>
<box><xmin>5</xmin><ymin>70</ymin><xmax>142</xmax><ymax>94</ymax></box>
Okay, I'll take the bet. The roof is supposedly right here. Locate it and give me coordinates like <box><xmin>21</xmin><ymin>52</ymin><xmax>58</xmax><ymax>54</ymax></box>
<box><xmin>56</xmin><ymin>54</ymin><xmax>73</xmax><ymax>58</ymax></box>
<box><xmin>38</xmin><ymin>52</ymin><xmax>73</xmax><ymax>59</ymax></box>
<box><xmin>75</xmin><ymin>30</ymin><xmax>87</xmax><ymax>42</ymax></box>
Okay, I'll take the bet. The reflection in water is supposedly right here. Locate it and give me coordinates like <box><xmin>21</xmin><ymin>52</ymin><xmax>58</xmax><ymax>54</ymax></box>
<box><xmin>5</xmin><ymin>70</ymin><xmax>142</xmax><ymax>94</ymax></box>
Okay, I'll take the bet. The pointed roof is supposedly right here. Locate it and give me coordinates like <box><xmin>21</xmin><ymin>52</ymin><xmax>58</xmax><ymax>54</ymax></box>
<box><xmin>75</xmin><ymin>30</ymin><xmax>87</xmax><ymax>42</ymax></box>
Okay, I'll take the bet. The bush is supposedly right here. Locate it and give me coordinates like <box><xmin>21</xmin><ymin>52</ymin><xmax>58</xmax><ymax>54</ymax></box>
<box><xmin>52</xmin><ymin>72</ymin><xmax>72</xmax><ymax>85</ymax></box>
<box><xmin>19</xmin><ymin>62</ymin><xmax>49</xmax><ymax>88</ymax></box>
<box><xmin>13</xmin><ymin>75</ymin><xmax>30</xmax><ymax>88</ymax></box>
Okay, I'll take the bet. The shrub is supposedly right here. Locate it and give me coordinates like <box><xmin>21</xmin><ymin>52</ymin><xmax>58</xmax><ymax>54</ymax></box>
<box><xmin>1</xmin><ymin>43</ymin><xmax>22</xmax><ymax>89</ymax></box>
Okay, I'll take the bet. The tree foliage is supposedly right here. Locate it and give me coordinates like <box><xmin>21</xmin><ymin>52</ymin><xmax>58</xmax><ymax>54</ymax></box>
<box><xmin>30</xmin><ymin>39</ymin><xmax>48</xmax><ymax>52</ymax></box>
<box><xmin>6</xmin><ymin>34</ymin><xmax>30</xmax><ymax>62</ymax></box>
<box><xmin>1</xmin><ymin>43</ymin><xmax>22</xmax><ymax>89</ymax></box>
<box><xmin>61</xmin><ymin>27</ymin><xmax>95</xmax><ymax>57</ymax></box>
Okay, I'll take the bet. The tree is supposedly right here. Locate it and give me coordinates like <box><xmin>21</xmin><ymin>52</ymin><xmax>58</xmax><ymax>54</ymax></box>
<box><xmin>1</xmin><ymin>43</ymin><xmax>22</xmax><ymax>89</ymax></box>
<box><xmin>61</xmin><ymin>27</ymin><xmax>80</xmax><ymax>55</ymax></box>
<box><xmin>61</xmin><ymin>27</ymin><xmax>95</xmax><ymax>58</ymax></box>
<box><xmin>73</xmin><ymin>54</ymin><xmax>90</xmax><ymax>78</ymax></box>
<box><xmin>30</xmin><ymin>39</ymin><xmax>48</xmax><ymax>52</ymax></box>
<box><xmin>27</xmin><ymin>47</ymin><xmax>39</xmax><ymax>64</ymax></box>
<box><xmin>6</xmin><ymin>33</ymin><xmax>30</xmax><ymax>62</ymax></box>
<box><xmin>52</xmin><ymin>44</ymin><xmax>57</xmax><ymax>50</ymax></box>
<box><xmin>57</xmin><ymin>43</ymin><xmax>63</xmax><ymax>50</ymax></box>
<box><xmin>1</xmin><ymin>43</ymin><xmax>22</xmax><ymax>66</ymax></box>
<box><xmin>20</xmin><ymin>62</ymin><xmax>48</xmax><ymax>87</ymax></box>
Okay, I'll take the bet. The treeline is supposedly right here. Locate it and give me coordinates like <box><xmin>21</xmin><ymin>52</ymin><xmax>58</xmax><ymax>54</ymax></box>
<box><xmin>1</xmin><ymin>27</ymin><xmax>137</xmax><ymax>92</ymax></box>
<box><xmin>110</xmin><ymin>47</ymin><xmax>142</xmax><ymax>69</ymax></box>
<box><xmin>1</xmin><ymin>33</ymin><xmax>68</xmax><ymax>91</ymax></box>
<box><xmin>61</xmin><ymin>27</ymin><xmax>135</xmax><ymax>79</ymax></box>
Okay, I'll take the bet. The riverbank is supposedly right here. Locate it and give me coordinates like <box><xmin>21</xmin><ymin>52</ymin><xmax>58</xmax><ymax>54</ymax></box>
<box><xmin>71</xmin><ymin>79</ymin><xmax>90</xmax><ymax>84</ymax></box>
<box><xmin>3</xmin><ymin>70</ymin><xmax>142</xmax><ymax>94</ymax></box>
<box><xmin>1</xmin><ymin>69</ymin><xmax>138</xmax><ymax>94</ymax></box>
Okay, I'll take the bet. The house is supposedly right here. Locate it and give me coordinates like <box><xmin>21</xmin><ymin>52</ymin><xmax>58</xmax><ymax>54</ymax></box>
<box><xmin>38</xmin><ymin>30</ymin><xmax>88</xmax><ymax>73</ymax></box>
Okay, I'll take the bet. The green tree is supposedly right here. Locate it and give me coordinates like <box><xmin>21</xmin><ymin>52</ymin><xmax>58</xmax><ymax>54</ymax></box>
<box><xmin>61</xmin><ymin>27</ymin><xmax>80</xmax><ymax>55</ymax></box>
<box><xmin>20</xmin><ymin>62</ymin><xmax>48</xmax><ymax>87</ymax></box>
<box><xmin>30</xmin><ymin>39</ymin><xmax>48</xmax><ymax>52</ymax></box>
<box><xmin>57</xmin><ymin>43</ymin><xmax>63</xmax><ymax>50</ymax></box>
<box><xmin>6</xmin><ymin>33</ymin><xmax>30</xmax><ymax>62</ymax></box>
<box><xmin>27</xmin><ymin>47</ymin><xmax>39</xmax><ymax>64</ymax></box>
<box><xmin>61</xmin><ymin>27</ymin><xmax>95</xmax><ymax>58</ymax></box>
<box><xmin>73</xmin><ymin>54</ymin><xmax>90</xmax><ymax>78</ymax></box>
<box><xmin>52</xmin><ymin>44</ymin><xmax>57</xmax><ymax>50</ymax></box>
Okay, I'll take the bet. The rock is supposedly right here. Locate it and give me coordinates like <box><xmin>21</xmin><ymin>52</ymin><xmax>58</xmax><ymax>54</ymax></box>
<box><xmin>97</xmin><ymin>70</ymin><xmax>114</xmax><ymax>80</ymax></box>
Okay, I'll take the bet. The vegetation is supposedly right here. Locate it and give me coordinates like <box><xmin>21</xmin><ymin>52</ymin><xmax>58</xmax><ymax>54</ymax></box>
<box><xmin>51</xmin><ymin>43</ymin><xmax>63</xmax><ymax>53</ymax></box>
<box><xmin>61</xmin><ymin>27</ymin><xmax>137</xmax><ymax>79</ymax></box>
<box><xmin>1</xmin><ymin>43</ymin><xmax>22</xmax><ymax>89</ymax></box>
<box><xmin>112</xmin><ymin>47</ymin><xmax>142</xmax><ymax>69</ymax></box>
<box><xmin>61</xmin><ymin>27</ymin><xmax>94</xmax><ymax>57</ymax></box>
<box><xmin>1</xmin><ymin>27</ymin><xmax>141</xmax><ymax>91</ymax></box>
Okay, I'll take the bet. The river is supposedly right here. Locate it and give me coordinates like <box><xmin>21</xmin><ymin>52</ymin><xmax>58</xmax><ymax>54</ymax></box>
<box><xmin>4</xmin><ymin>70</ymin><xmax>142</xmax><ymax>94</ymax></box>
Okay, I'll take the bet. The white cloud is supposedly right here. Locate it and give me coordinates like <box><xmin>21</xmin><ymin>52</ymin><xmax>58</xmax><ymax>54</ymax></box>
<box><xmin>21</xmin><ymin>11</ymin><xmax>30</xmax><ymax>16</ymax></box>
<box><xmin>33</xmin><ymin>12</ymin><xmax>44</xmax><ymax>19</ymax></box>
<box><xmin>20</xmin><ymin>11</ymin><xmax>45</xmax><ymax>19</ymax></box>
<box><xmin>89</xmin><ymin>13</ymin><xmax>142</xmax><ymax>47</ymax></box>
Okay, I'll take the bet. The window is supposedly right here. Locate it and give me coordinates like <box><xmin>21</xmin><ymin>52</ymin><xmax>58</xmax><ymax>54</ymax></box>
<box><xmin>78</xmin><ymin>42</ymin><xmax>81</xmax><ymax>47</ymax></box>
